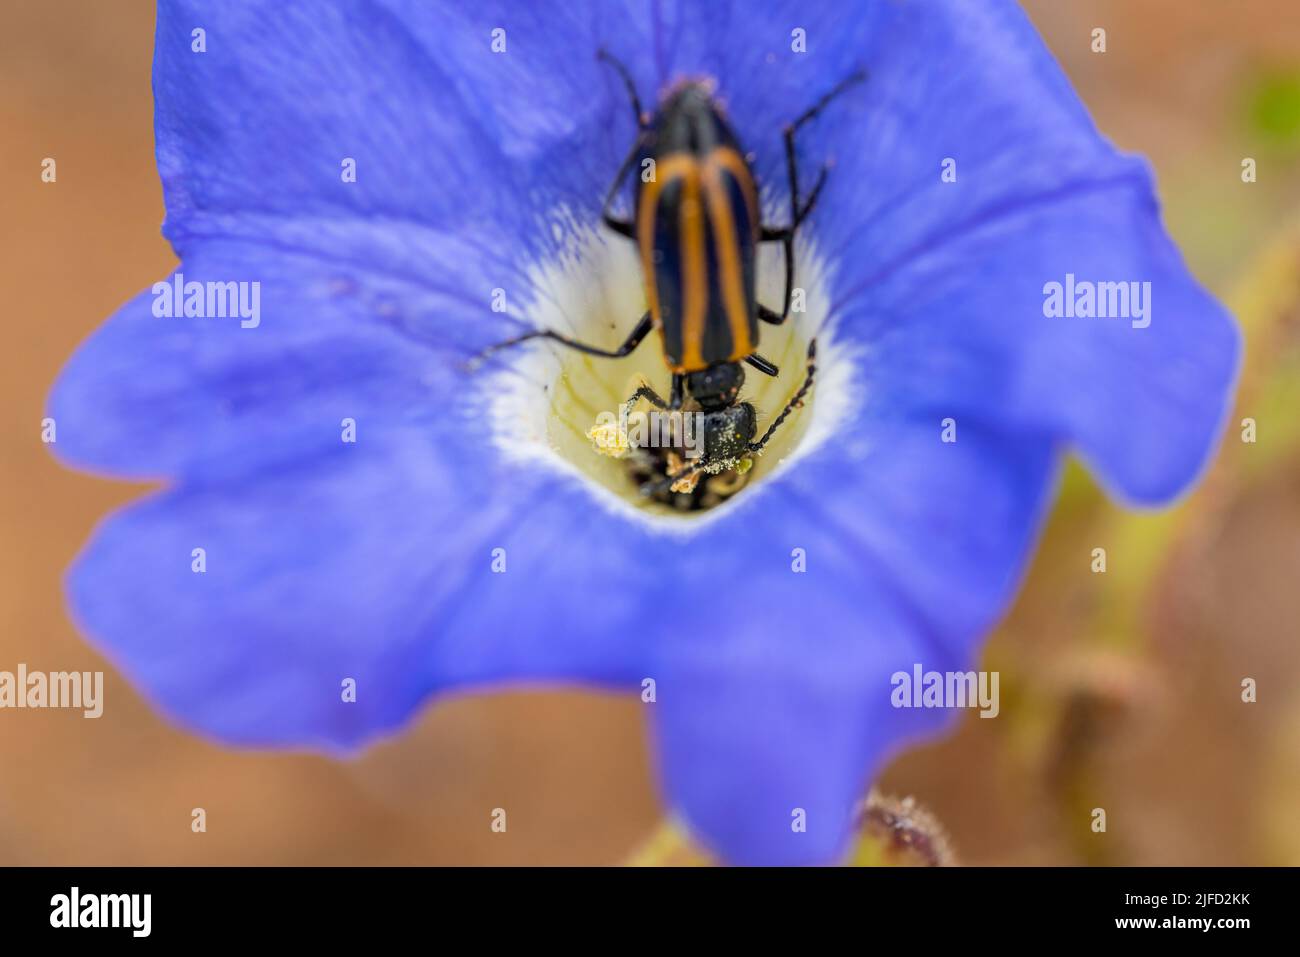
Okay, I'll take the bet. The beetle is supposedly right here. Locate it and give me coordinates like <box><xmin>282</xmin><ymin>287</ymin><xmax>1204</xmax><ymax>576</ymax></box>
<box><xmin>480</xmin><ymin>51</ymin><xmax>864</xmax><ymax>498</ymax></box>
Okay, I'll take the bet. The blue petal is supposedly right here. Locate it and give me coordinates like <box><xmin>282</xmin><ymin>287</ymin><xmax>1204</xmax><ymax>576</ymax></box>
<box><xmin>648</xmin><ymin>416</ymin><xmax>1057</xmax><ymax>864</ymax></box>
<box><xmin>67</xmin><ymin>437</ymin><xmax>471</xmax><ymax>749</ymax></box>
<box><xmin>48</xmin><ymin>241</ymin><xmax>493</xmax><ymax>481</ymax></box>
<box><xmin>650</xmin><ymin>582</ymin><xmax>951</xmax><ymax>867</ymax></box>
<box><xmin>152</xmin><ymin>0</ymin><xmax>636</xmax><ymax>265</ymax></box>
<box><xmin>66</xmin><ymin>433</ymin><xmax>654</xmax><ymax>750</ymax></box>
<box><xmin>834</xmin><ymin>180</ymin><xmax>1238</xmax><ymax>504</ymax></box>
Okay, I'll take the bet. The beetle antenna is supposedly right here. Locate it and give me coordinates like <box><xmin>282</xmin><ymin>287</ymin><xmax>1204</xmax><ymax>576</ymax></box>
<box><xmin>596</xmin><ymin>48</ymin><xmax>646</xmax><ymax>127</ymax></box>
<box><xmin>748</xmin><ymin>340</ymin><xmax>817</xmax><ymax>453</ymax></box>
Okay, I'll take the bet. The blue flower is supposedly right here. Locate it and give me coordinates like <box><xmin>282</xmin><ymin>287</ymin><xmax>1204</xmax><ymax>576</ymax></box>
<box><xmin>49</xmin><ymin>0</ymin><xmax>1238</xmax><ymax>865</ymax></box>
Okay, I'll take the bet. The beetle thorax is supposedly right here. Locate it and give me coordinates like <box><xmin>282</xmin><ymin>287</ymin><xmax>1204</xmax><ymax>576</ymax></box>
<box><xmin>686</xmin><ymin>361</ymin><xmax>745</xmax><ymax>412</ymax></box>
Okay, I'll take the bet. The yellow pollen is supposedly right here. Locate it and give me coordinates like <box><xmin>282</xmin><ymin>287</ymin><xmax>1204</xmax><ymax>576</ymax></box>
<box><xmin>587</xmin><ymin>418</ymin><xmax>631</xmax><ymax>458</ymax></box>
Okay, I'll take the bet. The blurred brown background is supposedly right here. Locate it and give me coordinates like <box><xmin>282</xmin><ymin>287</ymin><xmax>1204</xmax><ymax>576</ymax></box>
<box><xmin>2</xmin><ymin>1</ymin><xmax>1298</xmax><ymax>865</ymax></box>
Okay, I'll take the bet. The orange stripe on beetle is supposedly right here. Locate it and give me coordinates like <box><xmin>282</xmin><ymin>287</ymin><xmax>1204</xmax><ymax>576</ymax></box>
<box><xmin>677</xmin><ymin>167</ymin><xmax>708</xmax><ymax>371</ymax></box>
<box><xmin>703</xmin><ymin>156</ymin><xmax>754</xmax><ymax>360</ymax></box>
<box><xmin>707</xmin><ymin>146</ymin><xmax>760</xmax><ymax>241</ymax></box>
<box><xmin>636</xmin><ymin>154</ymin><xmax>696</xmax><ymax>324</ymax></box>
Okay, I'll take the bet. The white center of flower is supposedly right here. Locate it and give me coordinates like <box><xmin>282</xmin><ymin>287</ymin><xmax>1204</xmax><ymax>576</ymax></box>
<box><xmin>483</xmin><ymin>218</ymin><xmax>856</xmax><ymax>533</ymax></box>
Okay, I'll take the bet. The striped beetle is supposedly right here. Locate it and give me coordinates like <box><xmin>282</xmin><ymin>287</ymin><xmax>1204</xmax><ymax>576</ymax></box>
<box><xmin>484</xmin><ymin>51</ymin><xmax>863</xmax><ymax>500</ymax></box>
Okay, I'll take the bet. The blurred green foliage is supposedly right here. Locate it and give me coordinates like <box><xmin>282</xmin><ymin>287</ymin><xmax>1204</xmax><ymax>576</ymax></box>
<box><xmin>1249</xmin><ymin>71</ymin><xmax>1300</xmax><ymax>152</ymax></box>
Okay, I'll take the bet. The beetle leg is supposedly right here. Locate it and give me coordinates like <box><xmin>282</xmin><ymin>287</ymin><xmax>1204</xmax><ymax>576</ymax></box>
<box><xmin>639</xmin><ymin>457</ymin><xmax>708</xmax><ymax>498</ymax></box>
<box><xmin>769</xmin><ymin>224</ymin><xmax>798</xmax><ymax>321</ymax></box>
<box><xmin>622</xmin><ymin>384</ymin><xmax>669</xmax><ymax>415</ymax></box>
<box><xmin>601</xmin><ymin>137</ymin><xmax>641</xmax><ymax>239</ymax></box>
<box><xmin>603</xmin><ymin>213</ymin><xmax>634</xmax><ymax>239</ymax></box>
<box><xmin>758</xmin><ymin>161</ymin><xmax>831</xmax><ymax>319</ymax></box>
<box><xmin>745</xmin><ymin>353</ymin><xmax>780</xmax><ymax>377</ymax></box>
<box><xmin>761</xmin><ymin>163</ymin><xmax>830</xmax><ymax>242</ymax></box>
<box><xmin>779</xmin><ymin>69</ymin><xmax>866</xmax><ymax>225</ymax></box>
<box><xmin>758</xmin><ymin>71</ymin><xmax>867</xmax><ymax>318</ymax></box>
<box><xmin>749</xmin><ymin>339</ymin><xmax>817</xmax><ymax>454</ymax></box>
<box><xmin>472</xmin><ymin>311</ymin><xmax>653</xmax><ymax>367</ymax></box>
<box><xmin>603</xmin><ymin>212</ymin><xmax>635</xmax><ymax>239</ymax></box>
<box><xmin>762</xmin><ymin>68</ymin><xmax>866</xmax><ymax>239</ymax></box>
<box><xmin>595</xmin><ymin>50</ymin><xmax>648</xmax><ymax>239</ymax></box>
